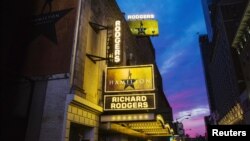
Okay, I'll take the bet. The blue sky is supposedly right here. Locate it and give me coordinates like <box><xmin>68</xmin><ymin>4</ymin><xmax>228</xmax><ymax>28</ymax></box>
<box><xmin>116</xmin><ymin>0</ymin><xmax>209</xmax><ymax>137</ymax></box>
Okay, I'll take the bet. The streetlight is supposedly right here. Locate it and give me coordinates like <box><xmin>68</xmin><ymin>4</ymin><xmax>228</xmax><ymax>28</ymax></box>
<box><xmin>173</xmin><ymin>114</ymin><xmax>191</xmax><ymax>139</ymax></box>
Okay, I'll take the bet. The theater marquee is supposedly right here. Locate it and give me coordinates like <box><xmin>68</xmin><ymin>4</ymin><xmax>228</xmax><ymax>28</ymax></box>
<box><xmin>105</xmin><ymin>65</ymin><xmax>155</xmax><ymax>93</ymax></box>
<box><xmin>104</xmin><ymin>94</ymin><xmax>155</xmax><ymax>111</ymax></box>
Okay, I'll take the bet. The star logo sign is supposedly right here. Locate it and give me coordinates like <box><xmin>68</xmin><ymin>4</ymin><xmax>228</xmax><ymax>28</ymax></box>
<box><xmin>31</xmin><ymin>8</ymin><xmax>73</xmax><ymax>44</ymax></box>
<box><xmin>136</xmin><ymin>21</ymin><xmax>147</xmax><ymax>35</ymax></box>
<box><xmin>122</xmin><ymin>70</ymin><xmax>136</xmax><ymax>89</ymax></box>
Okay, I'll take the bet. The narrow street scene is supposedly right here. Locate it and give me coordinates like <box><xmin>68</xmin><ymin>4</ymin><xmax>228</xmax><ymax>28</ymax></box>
<box><xmin>1</xmin><ymin>0</ymin><xmax>250</xmax><ymax>141</ymax></box>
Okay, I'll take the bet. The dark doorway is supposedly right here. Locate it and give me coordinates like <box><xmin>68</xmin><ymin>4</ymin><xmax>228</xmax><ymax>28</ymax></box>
<box><xmin>69</xmin><ymin>122</ymin><xmax>92</xmax><ymax>141</ymax></box>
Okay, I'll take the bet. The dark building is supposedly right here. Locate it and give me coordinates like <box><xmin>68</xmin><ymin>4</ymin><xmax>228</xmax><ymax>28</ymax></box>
<box><xmin>2</xmin><ymin>0</ymin><xmax>173</xmax><ymax>141</ymax></box>
<box><xmin>231</xmin><ymin>1</ymin><xmax>250</xmax><ymax>124</ymax></box>
<box><xmin>200</xmin><ymin>0</ymin><xmax>248</xmax><ymax>124</ymax></box>
<box><xmin>204</xmin><ymin>116</ymin><xmax>210</xmax><ymax>139</ymax></box>
<box><xmin>201</xmin><ymin>0</ymin><xmax>213</xmax><ymax>42</ymax></box>
<box><xmin>199</xmin><ymin>35</ymin><xmax>216</xmax><ymax>124</ymax></box>
<box><xmin>136</xmin><ymin>37</ymin><xmax>173</xmax><ymax>122</ymax></box>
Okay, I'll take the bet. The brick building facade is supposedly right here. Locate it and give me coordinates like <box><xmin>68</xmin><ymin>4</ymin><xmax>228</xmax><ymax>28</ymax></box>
<box><xmin>2</xmin><ymin>0</ymin><xmax>173</xmax><ymax>141</ymax></box>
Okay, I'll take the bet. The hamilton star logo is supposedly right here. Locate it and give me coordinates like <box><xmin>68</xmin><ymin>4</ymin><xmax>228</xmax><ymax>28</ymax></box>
<box><xmin>136</xmin><ymin>21</ymin><xmax>147</xmax><ymax>35</ymax></box>
<box><xmin>31</xmin><ymin>8</ymin><xmax>73</xmax><ymax>44</ymax></box>
<box><xmin>122</xmin><ymin>70</ymin><xmax>136</xmax><ymax>89</ymax></box>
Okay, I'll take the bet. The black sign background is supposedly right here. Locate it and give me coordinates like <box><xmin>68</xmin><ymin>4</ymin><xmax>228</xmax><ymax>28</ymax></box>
<box><xmin>207</xmin><ymin>125</ymin><xmax>250</xmax><ymax>140</ymax></box>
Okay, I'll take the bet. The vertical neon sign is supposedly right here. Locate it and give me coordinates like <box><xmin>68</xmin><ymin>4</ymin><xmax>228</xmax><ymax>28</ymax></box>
<box><xmin>114</xmin><ymin>20</ymin><xmax>122</xmax><ymax>64</ymax></box>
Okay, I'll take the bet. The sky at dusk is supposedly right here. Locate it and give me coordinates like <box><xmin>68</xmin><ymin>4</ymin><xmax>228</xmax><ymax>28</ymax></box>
<box><xmin>116</xmin><ymin>0</ymin><xmax>210</xmax><ymax>137</ymax></box>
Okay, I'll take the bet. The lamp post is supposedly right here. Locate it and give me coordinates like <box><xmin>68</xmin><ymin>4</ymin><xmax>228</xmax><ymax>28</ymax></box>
<box><xmin>174</xmin><ymin>114</ymin><xmax>191</xmax><ymax>140</ymax></box>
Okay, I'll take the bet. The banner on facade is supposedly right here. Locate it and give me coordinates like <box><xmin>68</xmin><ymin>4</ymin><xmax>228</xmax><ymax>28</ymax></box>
<box><xmin>22</xmin><ymin>0</ymin><xmax>77</xmax><ymax>75</ymax></box>
<box><xmin>105</xmin><ymin>64</ymin><xmax>155</xmax><ymax>93</ymax></box>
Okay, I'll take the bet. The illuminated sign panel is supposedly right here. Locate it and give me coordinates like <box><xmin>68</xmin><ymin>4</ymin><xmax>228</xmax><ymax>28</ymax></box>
<box><xmin>105</xmin><ymin>65</ymin><xmax>154</xmax><ymax>93</ymax></box>
<box><xmin>127</xmin><ymin>14</ymin><xmax>155</xmax><ymax>20</ymax></box>
<box><xmin>104</xmin><ymin>94</ymin><xmax>155</xmax><ymax>111</ymax></box>
<box><xmin>128</xmin><ymin>20</ymin><xmax>159</xmax><ymax>36</ymax></box>
<box><xmin>114</xmin><ymin>20</ymin><xmax>122</xmax><ymax>64</ymax></box>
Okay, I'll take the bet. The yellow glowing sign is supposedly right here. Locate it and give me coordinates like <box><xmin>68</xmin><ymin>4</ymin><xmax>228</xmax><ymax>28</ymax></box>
<box><xmin>104</xmin><ymin>94</ymin><xmax>155</xmax><ymax>111</ymax></box>
<box><xmin>128</xmin><ymin>20</ymin><xmax>159</xmax><ymax>36</ymax></box>
<box><xmin>105</xmin><ymin>65</ymin><xmax>155</xmax><ymax>92</ymax></box>
<box><xmin>218</xmin><ymin>103</ymin><xmax>244</xmax><ymax>125</ymax></box>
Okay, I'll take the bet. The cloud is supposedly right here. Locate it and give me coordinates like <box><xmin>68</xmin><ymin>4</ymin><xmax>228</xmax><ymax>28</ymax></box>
<box><xmin>169</xmin><ymin>88</ymin><xmax>209</xmax><ymax>116</ymax></box>
<box><xmin>159</xmin><ymin>51</ymin><xmax>184</xmax><ymax>75</ymax></box>
<box><xmin>174</xmin><ymin>107</ymin><xmax>210</xmax><ymax>137</ymax></box>
<box><xmin>158</xmin><ymin>19</ymin><xmax>204</xmax><ymax>76</ymax></box>
<box><xmin>175</xmin><ymin>106</ymin><xmax>210</xmax><ymax>120</ymax></box>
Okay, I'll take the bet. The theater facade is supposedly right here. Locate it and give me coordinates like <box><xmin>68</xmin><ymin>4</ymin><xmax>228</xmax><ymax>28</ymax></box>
<box><xmin>2</xmin><ymin>0</ymin><xmax>174</xmax><ymax>141</ymax></box>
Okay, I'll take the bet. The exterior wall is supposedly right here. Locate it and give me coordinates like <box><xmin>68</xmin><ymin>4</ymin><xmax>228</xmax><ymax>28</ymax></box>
<box><xmin>2</xmin><ymin>77</ymin><xmax>38</xmax><ymax>141</ymax></box>
<box><xmin>135</xmin><ymin>37</ymin><xmax>173</xmax><ymax>122</ymax></box>
<box><xmin>25</xmin><ymin>79</ymin><xmax>48</xmax><ymax>141</ymax></box>
<box><xmin>31</xmin><ymin>0</ymin><xmax>142</xmax><ymax>140</ymax></box>
<box><xmin>154</xmin><ymin>66</ymin><xmax>173</xmax><ymax>122</ymax></box>
<box><xmin>135</xmin><ymin>37</ymin><xmax>155</xmax><ymax>65</ymax></box>
<box><xmin>2</xmin><ymin>0</ymin><xmax>173</xmax><ymax>141</ymax></box>
<box><xmin>213</xmin><ymin>1</ymin><xmax>246</xmax><ymax>124</ymax></box>
<box><xmin>201</xmin><ymin>0</ymin><xmax>213</xmax><ymax>41</ymax></box>
<box><xmin>65</xmin><ymin>104</ymin><xmax>99</xmax><ymax>141</ymax></box>
<box><xmin>219</xmin><ymin>0</ymin><xmax>247</xmax><ymax>44</ymax></box>
<box><xmin>65</xmin><ymin>0</ymin><xmax>111</xmax><ymax>141</ymax></box>
<box><xmin>39</xmin><ymin>76</ymin><xmax>70</xmax><ymax>141</ymax></box>
<box><xmin>65</xmin><ymin>0</ymin><xmax>142</xmax><ymax>140</ymax></box>
<box><xmin>209</xmin><ymin>15</ymin><xmax>240</xmax><ymax>117</ymax></box>
<box><xmin>232</xmin><ymin>1</ymin><xmax>250</xmax><ymax>124</ymax></box>
<box><xmin>239</xmin><ymin>42</ymin><xmax>250</xmax><ymax>94</ymax></box>
<box><xmin>199</xmin><ymin>35</ymin><xmax>216</xmax><ymax>113</ymax></box>
<box><xmin>201</xmin><ymin>0</ymin><xmax>248</xmax><ymax>124</ymax></box>
<box><xmin>238</xmin><ymin>39</ymin><xmax>250</xmax><ymax>124</ymax></box>
<box><xmin>83</xmin><ymin>10</ymin><xmax>106</xmax><ymax>104</ymax></box>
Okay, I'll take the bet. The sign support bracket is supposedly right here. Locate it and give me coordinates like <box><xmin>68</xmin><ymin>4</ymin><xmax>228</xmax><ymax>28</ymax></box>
<box><xmin>89</xmin><ymin>22</ymin><xmax>109</xmax><ymax>33</ymax></box>
<box><xmin>86</xmin><ymin>53</ymin><xmax>109</xmax><ymax>64</ymax></box>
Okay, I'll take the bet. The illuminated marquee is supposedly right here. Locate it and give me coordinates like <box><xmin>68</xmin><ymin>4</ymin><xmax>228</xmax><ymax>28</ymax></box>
<box><xmin>127</xmin><ymin>14</ymin><xmax>155</xmax><ymax>20</ymax></box>
<box><xmin>101</xmin><ymin>113</ymin><xmax>155</xmax><ymax>122</ymax></box>
<box><xmin>218</xmin><ymin>103</ymin><xmax>244</xmax><ymax>125</ymax></box>
<box><xmin>105</xmin><ymin>64</ymin><xmax>155</xmax><ymax>92</ymax></box>
<box><xmin>128</xmin><ymin>20</ymin><xmax>159</xmax><ymax>36</ymax></box>
<box><xmin>114</xmin><ymin>20</ymin><xmax>122</xmax><ymax>64</ymax></box>
<box><xmin>104</xmin><ymin>94</ymin><xmax>155</xmax><ymax>111</ymax></box>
